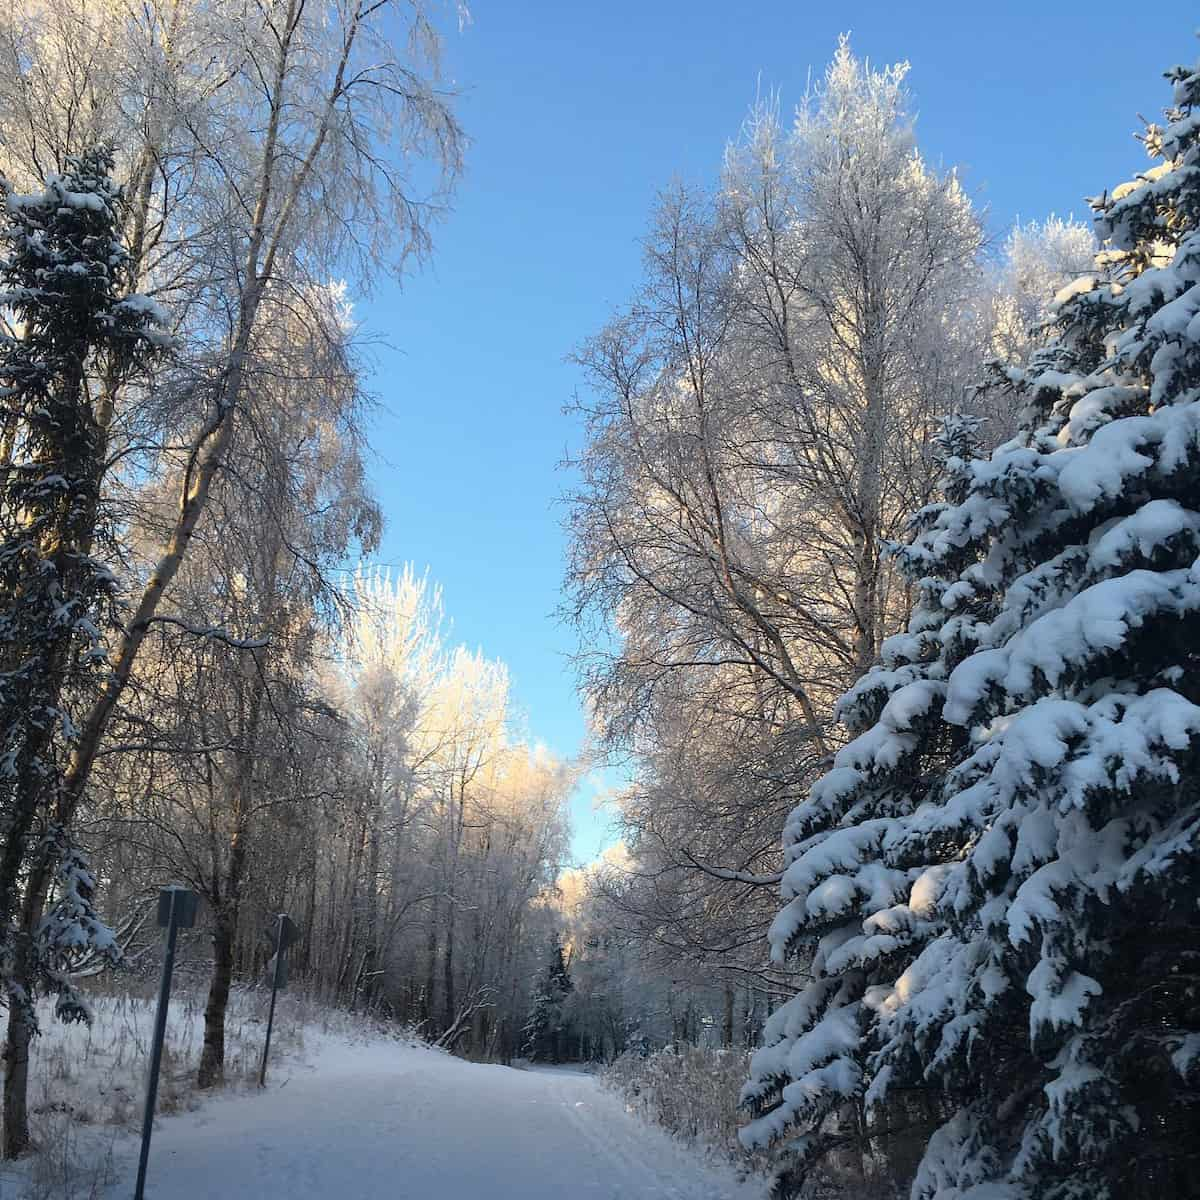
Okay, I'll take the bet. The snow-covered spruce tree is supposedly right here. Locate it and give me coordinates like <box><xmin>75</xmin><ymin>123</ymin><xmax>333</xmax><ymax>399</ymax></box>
<box><xmin>743</xmin><ymin>57</ymin><xmax>1200</xmax><ymax>1199</ymax></box>
<box><xmin>0</xmin><ymin>150</ymin><xmax>165</xmax><ymax>1070</ymax></box>
<box><xmin>525</xmin><ymin>942</ymin><xmax>575</xmax><ymax>1062</ymax></box>
<box><xmin>738</xmin><ymin>413</ymin><xmax>980</xmax><ymax>1196</ymax></box>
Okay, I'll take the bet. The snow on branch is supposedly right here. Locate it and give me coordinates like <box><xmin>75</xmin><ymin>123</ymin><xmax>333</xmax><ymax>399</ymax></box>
<box><xmin>140</xmin><ymin>615</ymin><xmax>270</xmax><ymax>650</ymax></box>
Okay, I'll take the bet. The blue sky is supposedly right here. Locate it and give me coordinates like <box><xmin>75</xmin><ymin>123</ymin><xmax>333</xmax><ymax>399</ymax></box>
<box><xmin>361</xmin><ymin>2</ymin><xmax>1198</xmax><ymax>865</ymax></box>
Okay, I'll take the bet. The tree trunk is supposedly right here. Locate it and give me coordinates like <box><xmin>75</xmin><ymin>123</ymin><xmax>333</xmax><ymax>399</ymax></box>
<box><xmin>300</xmin><ymin>833</ymin><xmax>318</xmax><ymax>977</ymax></box>
<box><xmin>442</xmin><ymin>900</ymin><xmax>456</xmax><ymax>1034</ymax></box>
<box><xmin>2</xmin><ymin>1015</ymin><xmax>31</xmax><ymax>1160</ymax></box>
<box><xmin>198</xmin><ymin>910</ymin><xmax>236</xmax><ymax>1089</ymax></box>
<box><xmin>1</xmin><ymin>933</ymin><xmax>33</xmax><ymax>1158</ymax></box>
<box><xmin>360</xmin><ymin>752</ymin><xmax>383</xmax><ymax>1007</ymax></box>
<box><xmin>851</xmin><ymin>522</ymin><xmax>880</xmax><ymax>674</ymax></box>
<box><xmin>423</xmin><ymin>894</ymin><xmax>440</xmax><ymax>1030</ymax></box>
<box><xmin>197</xmin><ymin>734</ymin><xmax>253</xmax><ymax>1089</ymax></box>
<box><xmin>337</xmin><ymin>809</ymin><xmax>366</xmax><ymax>1002</ymax></box>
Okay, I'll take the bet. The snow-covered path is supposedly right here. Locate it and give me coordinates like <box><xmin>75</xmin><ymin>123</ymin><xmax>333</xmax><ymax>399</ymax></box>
<box><xmin>113</xmin><ymin>1038</ymin><xmax>766</xmax><ymax>1200</ymax></box>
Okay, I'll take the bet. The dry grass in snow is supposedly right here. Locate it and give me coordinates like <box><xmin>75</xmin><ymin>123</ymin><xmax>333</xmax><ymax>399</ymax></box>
<box><xmin>0</xmin><ymin>980</ymin><xmax>399</xmax><ymax>1200</ymax></box>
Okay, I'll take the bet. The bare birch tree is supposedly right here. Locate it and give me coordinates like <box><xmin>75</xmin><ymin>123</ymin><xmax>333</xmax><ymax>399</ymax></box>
<box><xmin>566</xmin><ymin>39</ymin><xmax>986</xmax><ymax>995</ymax></box>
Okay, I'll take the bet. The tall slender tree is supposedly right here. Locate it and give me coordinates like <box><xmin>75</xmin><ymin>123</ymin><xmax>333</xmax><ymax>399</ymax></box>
<box><xmin>0</xmin><ymin>148</ymin><xmax>166</xmax><ymax>1151</ymax></box>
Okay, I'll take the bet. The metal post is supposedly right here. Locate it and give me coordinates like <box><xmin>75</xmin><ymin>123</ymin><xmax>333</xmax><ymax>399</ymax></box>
<box><xmin>259</xmin><ymin>913</ymin><xmax>285</xmax><ymax>1088</ymax></box>
<box><xmin>135</xmin><ymin>889</ymin><xmax>186</xmax><ymax>1200</ymax></box>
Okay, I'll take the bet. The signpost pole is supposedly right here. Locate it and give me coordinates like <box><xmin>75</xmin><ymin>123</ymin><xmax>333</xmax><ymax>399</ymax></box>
<box><xmin>259</xmin><ymin>913</ymin><xmax>286</xmax><ymax>1087</ymax></box>
<box><xmin>134</xmin><ymin>886</ymin><xmax>197</xmax><ymax>1200</ymax></box>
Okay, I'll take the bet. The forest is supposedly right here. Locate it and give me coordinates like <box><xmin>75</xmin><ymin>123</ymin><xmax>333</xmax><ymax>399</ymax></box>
<box><xmin>0</xmin><ymin>2</ymin><xmax>1196</xmax><ymax>1199</ymax></box>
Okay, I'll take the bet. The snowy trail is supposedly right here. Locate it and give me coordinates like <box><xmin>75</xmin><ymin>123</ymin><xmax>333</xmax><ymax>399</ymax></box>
<box><xmin>111</xmin><ymin>1038</ymin><xmax>766</xmax><ymax>1200</ymax></box>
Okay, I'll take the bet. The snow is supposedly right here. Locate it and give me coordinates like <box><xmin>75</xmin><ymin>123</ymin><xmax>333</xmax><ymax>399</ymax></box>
<box><xmin>1057</xmin><ymin>405</ymin><xmax>1200</xmax><ymax>509</ymax></box>
<box><xmin>770</xmin><ymin>819</ymin><xmax>912</xmax><ymax>960</ymax></box>
<box><xmin>0</xmin><ymin>989</ymin><xmax>765</xmax><ymax>1200</ymax></box>
<box><xmin>907</xmin><ymin>864</ymin><xmax>952</xmax><ymax>918</ymax></box>
<box><xmin>1051</xmin><ymin>274</ymin><xmax>1096</xmax><ymax>309</ymax></box>
<box><xmin>1088</xmin><ymin>499</ymin><xmax>1200</xmax><ymax>570</ymax></box>
<box><xmin>109</xmin><ymin>1036</ymin><xmax>764</xmax><ymax>1200</ymax></box>
<box><xmin>1171</xmin><ymin>1033</ymin><xmax>1200</xmax><ymax>1081</ymax></box>
<box><xmin>910</xmin><ymin>1108</ymin><xmax>1024</xmax><ymax>1200</ymax></box>
<box><xmin>114</xmin><ymin>294</ymin><xmax>168</xmax><ymax>322</ymax></box>
<box><xmin>942</xmin><ymin>569</ymin><xmax>1200</xmax><ymax>726</ymax></box>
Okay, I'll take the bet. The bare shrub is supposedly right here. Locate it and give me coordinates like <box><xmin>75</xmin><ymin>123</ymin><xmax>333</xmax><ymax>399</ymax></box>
<box><xmin>603</xmin><ymin>1044</ymin><xmax>771</xmax><ymax>1176</ymax></box>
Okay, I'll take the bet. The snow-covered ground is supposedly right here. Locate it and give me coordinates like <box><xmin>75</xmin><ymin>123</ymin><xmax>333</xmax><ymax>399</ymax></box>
<box><xmin>116</xmin><ymin>1036</ymin><xmax>766</xmax><ymax>1199</ymax></box>
<box><xmin>0</xmin><ymin>989</ymin><xmax>766</xmax><ymax>1199</ymax></box>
